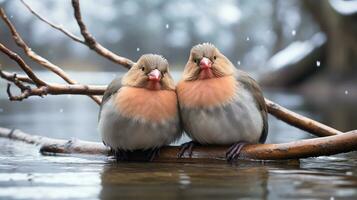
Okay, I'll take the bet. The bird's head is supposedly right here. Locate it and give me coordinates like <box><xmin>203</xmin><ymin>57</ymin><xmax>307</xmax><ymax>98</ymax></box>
<box><xmin>122</xmin><ymin>54</ymin><xmax>175</xmax><ymax>90</ymax></box>
<box><xmin>182</xmin><ymin>43</ymin><xmax>235</xmax><ymax>81</ymax></box>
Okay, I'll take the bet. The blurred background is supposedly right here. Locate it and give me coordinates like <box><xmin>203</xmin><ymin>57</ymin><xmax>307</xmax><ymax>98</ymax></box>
<box><xmin>0</xmin><ymin>1</ymin><xmax>357</xmax><ymax>199</ymax></box>
<box><xmin>0</xmin><ymin>0</ymin><xmax>356</xmax><ymax>142</ymax></box>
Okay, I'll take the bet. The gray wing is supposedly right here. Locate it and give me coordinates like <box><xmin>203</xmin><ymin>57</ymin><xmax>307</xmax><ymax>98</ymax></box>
<box><xmin>98</xmin><ymin>76</ymin><xmax>122</xmax><ymax>121</ymax></box>
<box><xmin>235</xmin><ymin>70</ymin><xmax>268</xmax><ymax>143</ymax></box>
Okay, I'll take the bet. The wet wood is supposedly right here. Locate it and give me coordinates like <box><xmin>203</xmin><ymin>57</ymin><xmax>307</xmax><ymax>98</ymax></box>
<box><xmin>265</xmin><ymin>99</ymin><xmax>342</xmax><ymax>137</ymax></box>
<box><xmin>1</xmin><ymin>127</ymin><xmax>355</xmax><ymax>162</ymax></box>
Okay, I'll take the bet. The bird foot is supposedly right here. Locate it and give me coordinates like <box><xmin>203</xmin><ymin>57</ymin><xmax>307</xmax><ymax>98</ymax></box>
<box><xmin>226</xmin><ymin>141</ymin><xmax>249</xmax><ymax>163</ymax></box>
<box><xmin>177</xmin><ymin>141</ymin><xmax>199</xmax><ymax>158</ymax></box>
<box><xmin>146</xmin><ymin>148</ymin><xmax>161</xmax><ymax>161</ymax></box>
<box><xmin>114</xmin><ymin>149</ymin><xmax>129</xmax><ymax>162</ymax></box>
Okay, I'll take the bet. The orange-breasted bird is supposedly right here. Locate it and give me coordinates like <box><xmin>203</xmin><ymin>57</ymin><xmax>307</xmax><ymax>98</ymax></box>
<box><xmin>176</xmin><ymin>43</ymin><xmax>268</xmax><ymax>162</ymax></box>
<box><xmin>98</xmin><ymin>54</ymin><xmax>182</xmax><ymax>161</ymax></box>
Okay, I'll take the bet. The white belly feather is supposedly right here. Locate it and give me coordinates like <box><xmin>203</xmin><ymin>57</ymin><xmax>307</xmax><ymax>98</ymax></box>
<box><xmin>98</xmin><ymin>97</ymin><xmax>180</xmax><ymax>151</ymax></box>
<box><xmin>181</xmin><ymin>88</ymin><xmax>263</xmax><ymax>144</ymax></box>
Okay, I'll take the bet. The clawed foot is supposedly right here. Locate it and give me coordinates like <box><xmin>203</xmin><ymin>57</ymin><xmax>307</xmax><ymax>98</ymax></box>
<box><xmin>114</xmin><ymin>149</ymin><xmax>129</xmax><ymax>161</ymax></box>
<box><xmin>146</xmin><ymin>148</ymin><xmax>161</xmax><ymax>161</ymax></box>
<box><xmin>226</xmin><ymin>141</ymin><xmax>249</xmax><ymax>163</ymax></box>
<box><xmin>177</xmin><ymin>141</ymin><xmax>199</xmax><ymax>158</ymax></box>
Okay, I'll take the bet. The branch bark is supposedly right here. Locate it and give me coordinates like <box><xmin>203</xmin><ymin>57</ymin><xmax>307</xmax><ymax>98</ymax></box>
<box><xmin>19</xmin><ymin>0</ymin><xmax>134</xmax><ymax>69</ymax></box>
<box><xmin>70</xmin><ymin>0</ymin><xmax>135</xmax><ymax>69</ymax></box>
<box><xmin>0</xmin><ymin>127</ymin><xmax>355</xmax><ymax>162</ymax></box>
<box><xmin>265</xmin><ymin>99</ymin><xmax>342</xmax><ymax>136</ymax></box>
<box><xmin>0</xmin><ymin>8</ymin><xmax>101</xmax><ymax>104</ymax></box>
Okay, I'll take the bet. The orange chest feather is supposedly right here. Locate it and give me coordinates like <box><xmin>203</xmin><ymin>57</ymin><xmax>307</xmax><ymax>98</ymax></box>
<box><xmin>177</xmin><ymin>76</ymin><xmax>236</xmax><ymax>108</ymax></box>
<box><xmin>114</xmin><ymin>87</ymin><xmax>178</xmax><ymax>122</ymax></box>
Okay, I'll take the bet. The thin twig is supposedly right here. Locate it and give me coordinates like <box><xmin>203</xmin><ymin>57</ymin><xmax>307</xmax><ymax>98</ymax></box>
<box><xmin>20</xmin><ymin>0</ymin><xmax>134</xmax><ymax>69</ymax></box>
<box><xmin>71</xmin><ymin>0</ymin><xmax>134</xmax><ymax>69</ymax></box>
<box><xmin>0</xmin><ymin>70</ymin><xmax>34</xmax><ymax>84</ymax></box>
<box><xmin>20</xmin><ymin>0</ymin><xmax>85</xmax><ymax>44</ymax></box>
<box><xmin>0</xmin><ymin>43</ymin><xmax>46</xmax><ymax>86</ymax></box>
<box><xmin>0</xmin><ymin>8</ymin><xmax>101</xmax><ymax>104</ymax></box>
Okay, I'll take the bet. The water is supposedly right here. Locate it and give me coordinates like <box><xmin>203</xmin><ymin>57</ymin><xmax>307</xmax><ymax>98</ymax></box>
<box><xmin>0</xmin><ymin>71</ymin><xmax>356</xmax><ymax>200</ymax></box>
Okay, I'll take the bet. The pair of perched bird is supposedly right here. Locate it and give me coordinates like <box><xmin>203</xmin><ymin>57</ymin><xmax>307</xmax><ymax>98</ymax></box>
<box><xmin>98</xmin><ymin>43</ymin><xmax>268</xmax><ymax>162</ymax></box>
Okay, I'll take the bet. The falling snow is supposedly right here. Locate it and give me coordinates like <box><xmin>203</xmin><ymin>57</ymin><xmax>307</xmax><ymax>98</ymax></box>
<box><xmin>345</xmin><ymin>90</ymin><xmax>349</xmax><ymax>95</ymax></box>
<box><xmin>165</xmin><ymin>24</ymin><xmax>170</xmax><ymax>29</ymax></box>
<box><xmin>237</xmin><ymin>61</ymin><xmax>241</xmax><ymax>65</ymax></box>
<box><xmin>291</xmin><ymin>30</ymin><xmax>296</xmax><ymax>36</ymax></box>
<box><xmin>59</xmin><ymin>108</ymin><xmax>64</xmax><ymax>113</ymax></box>
<box><xmin>136</xmin><ymin>48</ymin><xmax>140</xmax><ymax>52</ymax></box>
<box><xmin>316</xmin><ymin>60</ymin><xmax>321</xmax><ymax>67</ymax></box>
<box><xmin>0</xmin><ymin>108</ymin><xmax>3</xmax><ymax>113</ymax></box>
<box><xmin>246</xmin><ymin>37</ymin><xmax>250</xmax><ymax>41</ymax></box>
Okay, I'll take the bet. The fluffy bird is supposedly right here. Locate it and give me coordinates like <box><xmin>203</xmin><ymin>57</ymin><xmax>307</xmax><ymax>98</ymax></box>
<box><xmin>177</xmin><ymin>43</ymin><xmax>268</xmax><ymax>162</ymax></box>
<box><xmin>98</xmin><ymin>54</ymin><xmax>182</xmax><ymax>161</ymax></box>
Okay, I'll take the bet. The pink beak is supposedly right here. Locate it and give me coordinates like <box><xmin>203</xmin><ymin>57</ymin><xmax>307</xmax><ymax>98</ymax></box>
<box><xmin>199</xmin><ymin>57</ymin><xmax>212</xmax><ymax>69</ymax></box>
<box><xmin>148</xmin><ymin>69</ymin><xmax>161</xmax><ymax>81</ymax></box>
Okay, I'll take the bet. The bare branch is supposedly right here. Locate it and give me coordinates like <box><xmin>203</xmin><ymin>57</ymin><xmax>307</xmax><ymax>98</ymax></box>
<box><xmin>0</xmin><ymin>127</ymin><xmax>356</xmax><ymax>161</ymax></box>
<box><xmin>0</xmin><ymin>8</ymin><xmax>101</xmax><ymax>104</ymax></box>
<box><xmin>265</xmin><ymin>99</ymin><xmax>342</xmax><ymax>136</ymax></box>
<box><xmin>71</xmin><ymin>0</ymin><xmax>135</xmax><ymax>69</ymax></box>
<box><xmin>20</xmin><ymin>0</ymin><xmax>85</xmax><ymax>44</ymax></box>
<box><xmin>20</xmin><ymin>0</ymin><xmax>135</xmax><ymax>69</ymax></box>
<box><xmin>0</xmin><ymin>43</ymin><xmax>46</xmax><ymax>86</ymax></box>
<box><xmin>0</xmin><ymin>70</ymin><xmax>34</xmax><ymax>84</ymax></box>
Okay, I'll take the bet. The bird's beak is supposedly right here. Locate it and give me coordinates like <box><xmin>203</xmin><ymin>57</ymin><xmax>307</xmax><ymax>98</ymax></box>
<box><xmin>148</xmin><ymin>69</ymin><xmax>161</xmax><ymax>81</ymax></box>
<box><xmin>199</xmin><ymin>57</ymin><xmax>212</xmax><ymax>70</ymax></box>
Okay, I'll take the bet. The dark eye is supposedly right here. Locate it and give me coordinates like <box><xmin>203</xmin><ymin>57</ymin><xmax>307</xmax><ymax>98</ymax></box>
<box><xmin>141</xmin><ymin>67</ymin><xmax>145</xmax><ymax>71</ymax></box>
<box><xmin>213</xmin><ymin>56</ymin><xmax>217</xmax><ymax>60</ymax></box>
<box><xmin>194</xmin><ymin>59</ymin><xmax>199</xmax><ymax>64</ymax></box>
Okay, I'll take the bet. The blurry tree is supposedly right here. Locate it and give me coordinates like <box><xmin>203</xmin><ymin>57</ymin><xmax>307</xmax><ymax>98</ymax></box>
<box><xmin>302</xmin><ymin>0</ymin><xmax>357</xmax><ymax>80</ymax></box>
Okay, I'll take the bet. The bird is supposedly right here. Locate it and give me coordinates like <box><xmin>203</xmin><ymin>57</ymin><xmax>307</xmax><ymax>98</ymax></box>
<box><xmin>98</xmin><ymin>54</ymin><xmax>182</xmax><ymax>161</ymax></box>
<box><xmin>176</xmin><ymin>43</ymin><xmax>268</xmax><ymax>162</ymax></box>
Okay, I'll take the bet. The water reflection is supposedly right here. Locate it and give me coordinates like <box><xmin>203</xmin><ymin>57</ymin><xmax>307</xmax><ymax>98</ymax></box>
<box><xmin>99</xmin><ymin>162</ymin><xmax>273</xmax><ymax>200</ymax></box>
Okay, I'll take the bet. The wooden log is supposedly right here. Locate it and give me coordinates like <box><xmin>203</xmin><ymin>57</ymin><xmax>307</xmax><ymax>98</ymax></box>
<box><xmin>0</xmin><ymin>127</ymin><xmax>356</xmax><ymax>163</ymax></box>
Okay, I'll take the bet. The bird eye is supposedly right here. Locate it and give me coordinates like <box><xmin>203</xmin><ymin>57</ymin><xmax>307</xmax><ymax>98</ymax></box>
<box><xmin>141</xmin><ymin>67</ymin><xmax>145</xmax><ymax>71</ymax></box>
<box><xmin>194</xmin><ymin>59</ymin><xmax>199</xmax><ymax>64</ymax></box>
<box><xmin>213</xmin><ymin>56</ymin><xmax>217</xmax><ymax>60</ymax></box>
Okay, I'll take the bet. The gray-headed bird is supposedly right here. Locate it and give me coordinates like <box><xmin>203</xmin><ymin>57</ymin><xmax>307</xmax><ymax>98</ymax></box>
<box><xmin>177</xmin><ymin>43</ymin><xmax>268</xmax><ymax>162</ymax></box>
<box><xmin>98</xmin><ymin>54</ymin><xmax>182</xmax><ymax>161</ymax></box>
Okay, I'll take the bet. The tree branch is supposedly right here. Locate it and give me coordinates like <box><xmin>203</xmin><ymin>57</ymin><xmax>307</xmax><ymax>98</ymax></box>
<box><xmin>70</xmin><ymin>0</ymin><xmax>135</xmax><ymax>69</ymax></box>
<box><xmin>0</xmin><ymin>43</ymin><xmax>46</xmax><ymax>86</ymax></box>
<box><xmin>20</xmin><ymin>0</ymin><xmax>134</xmax><ymax>69</ymax></box>
<box><xmin>265</xmin><ymin>99</ymin><xmax>342</xmax><ymax>136</ymax></box>
<box><xmin>0</xmin><ymin>8</ymin><xmax>101</xmax><ymax>104</ymax></box>
<box><xmin>20</xmin><ymin>0</ymin><xmax>85</xmax><ymax>44</ymax></box>
<box><xmin>0</xmin><ymin>69</ymin><xmax>34</xmax><ymax>84</ymax></box>
<box><xmin>0</xmin><ymin>127</ymin><xmax>355</xmax><ymax>162</ymax></box>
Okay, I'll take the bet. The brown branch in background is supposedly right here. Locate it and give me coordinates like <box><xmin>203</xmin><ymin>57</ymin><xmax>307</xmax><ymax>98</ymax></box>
<box><xmin>19</xmin><ymin>0</ymin><xmax>135</xmax><ymax>69</ymax></box>
<box><xmin>71</xmin><ymin>0</ymin><xmax>134</xmax><ymax>69</ymax></box>
<box><xmin>0</xmin><ymin>127</ymin><xmax>356</xmax><ymax>162</ymax></box>
<box><xmin>0</xmin><ymin>8</ymin><xmax>101</xmax><ymax>104</ymax></box>
<box><xmin>0</xmin><ymin>70</ymin><xmax>34</xmax><ymax>84</ymax></box>
<box><xmin>265</xmin><ymin>99</ymin><xmax>342</xmax><ymax>136</ymax></box>
<box><xmin>0</xmin><ymin>43</ymin><xmax>46</xmax><ymax>86</ymax></box>
<box><xmin>20</xmin><ymin>0</ymin><xmax>85</xmax><ymax>44</ymax></box>
<box><xmin>0</xmin><ymin>43</ymin><xmax>105</xmax><ymax>101</ymax></box>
